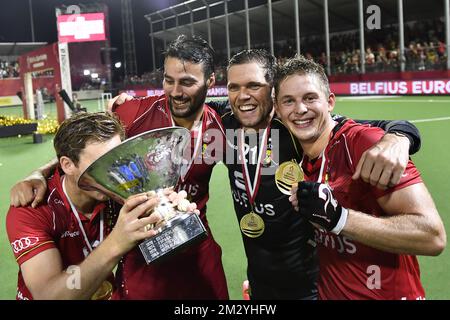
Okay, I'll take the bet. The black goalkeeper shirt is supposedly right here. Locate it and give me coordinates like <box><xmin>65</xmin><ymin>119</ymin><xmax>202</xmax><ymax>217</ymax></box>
<box><xmin>211</xmin><ymin>99</ymin><xmax>421</xmax><ymax>299</ymax></box>
<box><xmin>221</xmin><ymin>112</ymin><xmax>319</xmax><ymax>298</ymax></box>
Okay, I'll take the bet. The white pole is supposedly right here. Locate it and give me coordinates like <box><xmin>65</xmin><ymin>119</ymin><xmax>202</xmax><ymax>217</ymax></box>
<box><xmin>358</xmin><ymin>0</ymin><xmax>365</xmax><ymax>74</ymax></box>
<box><xmin>245</xmin><ymin>0</ymin><xmax>251</xmax><ymax>49</ymax></box>
<box><xmin>58</xmin><ymin>42</ymin><xmax>73</xmax><ymax>118</ymax></box>
<box><xmin>268</xmin><ymin>0</ymin><xmax>274</xmax><ymax>56</ymax></box>
<box><xmin>225</xmin><ymin>0</ymin><xmax>231</xmax><ymax>60</ymax></box>
<box><xmin>29</xmin><ymin>0</ymin><xmax>35</xmax><ymax>42</ymax></box>
<box><xmin>324</xmin><ymin>0</ymin><xmax>331</xmax><ymax>74</ymax></box>
<box><xmin>295</xmin><ymin>0</ymin><xmax>301</xmax><ymax>54</ymax></box>
<box><xmin>398</xmin><ymin>0</ymin><xmax>405</xmax><ymax>72</ymax></box>
<box><xmin>445</xmin><ymin>0</ymin><xmax>450</xmax><ymax>70</ymax></box>
<box><xmin>149</xmin><ymin>19</ymin><xmax>156</xmax><ymax>71</ymax></box>
<box><xmin>206</xmin><ymin>3</ymin><xmax>212</xmax><ymax>45</ymax></box>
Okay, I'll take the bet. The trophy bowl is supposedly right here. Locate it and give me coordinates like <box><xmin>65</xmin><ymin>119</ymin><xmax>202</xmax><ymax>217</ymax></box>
<box><xmin>78</xmin><ymin>126</ymin><xmax>208</xmax><ymax>264</ymax></box>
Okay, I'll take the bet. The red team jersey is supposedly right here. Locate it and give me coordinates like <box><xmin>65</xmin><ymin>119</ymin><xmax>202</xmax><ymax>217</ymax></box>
<box><xmin>6</xmin><ymin>170</ymin><xmax>108</xmax><ymax>300</ymax></box>
<box><xmin>302</xmin><ymin>119</ymin><xmax>425</xmax><ymax>300</ymax></box>
<box><xmin>112</xmin><ymin>94</ymin><xmax>229</xmax><ymax>299</ymax></box>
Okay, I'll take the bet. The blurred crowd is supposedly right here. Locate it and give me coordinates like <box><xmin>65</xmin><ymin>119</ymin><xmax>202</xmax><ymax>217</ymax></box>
<box><xmin>1</xmin><ymin>19</ymin><xmax>447</xmax><ymax>88</ymax></box>
<box><xmin>125</xmin><ymin>18</ymin><xmax>448</xmax><ymax>87</ymax></box>
<box><xmin>0</xmin><ymin>60</ymin><xmax>19</xmax><ymax>79</ymax></box>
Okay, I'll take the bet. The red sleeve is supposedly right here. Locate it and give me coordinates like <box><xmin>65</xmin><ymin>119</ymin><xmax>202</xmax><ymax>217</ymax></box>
<box><xmin>350</xmin><ymin>125</ymin><xmax>422</xmax><ymax>199</ymax></box>
<box><xmin>113</xmin><ymin>95</ymin><xmax>161</xmax><ymax>133</ymax></box>
<box><xmin>113</xmin><ymin>98</ymin><xmax>142</xmax><ymax>128</ymax></box>
<box><xmin>6</xmin><ymin>206</ymin><xmax>57</xmax><ymax>266</ymax></box>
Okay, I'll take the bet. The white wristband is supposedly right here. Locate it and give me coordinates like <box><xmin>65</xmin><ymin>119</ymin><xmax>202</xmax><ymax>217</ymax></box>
<box><xmin>331</xmin><ymin>207</ymin><xmax>349</xmax><ymax>235</ymax></box>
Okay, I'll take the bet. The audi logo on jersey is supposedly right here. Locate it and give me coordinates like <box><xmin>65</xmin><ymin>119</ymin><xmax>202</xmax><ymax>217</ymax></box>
<box><xmin>11</xmin><ymin>236</ymin><xmax>40</xmax><ymax>254</ymax></box>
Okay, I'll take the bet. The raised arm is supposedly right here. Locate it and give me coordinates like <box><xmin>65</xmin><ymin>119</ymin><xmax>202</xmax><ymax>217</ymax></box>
<box><xmin>335</xmin><ymin>117</ymin><xmax>422</xmax><ymax>189</ymax></box>
<box><xmin>106</xmin><ymin>92</ymin><xmax>134</xmax><ymax>112</ymax></box>
<box><xmin>10</xmin><ymin>158</ymin><xmax>58</xmax><ymax>208</ymax></box>
<box><xmin>352</xmin><ymin>119</ymin><xmax>421</xmax><ymax>154</ymax></box>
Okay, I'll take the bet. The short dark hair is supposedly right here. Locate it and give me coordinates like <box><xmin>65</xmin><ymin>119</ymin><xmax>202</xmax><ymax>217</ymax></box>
<box><xmin>54</xmin><ymin>112</ymin><xmax>124</xmax><ymax>165</ymax></box>
<box><xmin>274</xmin><ymin>54</ymin><xmax>330</xmax><ymax>98</ymax></box>
<box><xmin>227</xmin><ymin>49</ymin><xmax>276</xmax><ymax>86</ymax></box>
<box><xmin>164</xmin><ymin>34</ymin><xmax>215</xmax><ymax>78</ymax></box>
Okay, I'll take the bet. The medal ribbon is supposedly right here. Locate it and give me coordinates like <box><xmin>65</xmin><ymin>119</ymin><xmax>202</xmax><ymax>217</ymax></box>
<box><xmin>317</xmin><ymin>150</ymin><xmax>327</xmax><ymax>183</ymax></box>
<box><xmin>168</xmin><ymin>104</ymin><xmax>207</xmax><ymax>182</ymax></box>
<box><xmin>316</xmin><ymin>120</ymin><xmax>340</xmax><ymax>184</ymax></box>
<box><xmin>238</xmin><ymin>126</ymin><xmax>270</xmax><ymax>206</ymax></box>
<box><xmin>179</xmin><ymin>116</ymin><xmax>206</xmax><ymax>182</ymax></box>
<box><xmin>62</xmin><ymin>177</ymin><xmax>104</xmax><ymax>253</ymax></box>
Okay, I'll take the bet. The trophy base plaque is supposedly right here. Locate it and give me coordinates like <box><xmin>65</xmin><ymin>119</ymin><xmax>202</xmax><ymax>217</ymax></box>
<box><xmin>138</xmin><ymin>213</ymin><xmax>207</xmax><ymax>264</ymax></box>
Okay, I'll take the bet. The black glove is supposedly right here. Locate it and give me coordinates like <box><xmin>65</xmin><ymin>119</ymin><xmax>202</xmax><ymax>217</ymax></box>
<box><xmin>297</xmin><ymin>181</ymin><xmax>348</xmax><ymax>234</ymax></box>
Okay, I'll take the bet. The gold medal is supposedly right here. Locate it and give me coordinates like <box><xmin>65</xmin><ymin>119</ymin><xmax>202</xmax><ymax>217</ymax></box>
<box><xmin>91</xmin><ymin>280</ymin><xmax>113</xmax><ymax>300</ymax></box>
<box><xmin>275</xmin><ymin>160</ymin><xmax>304</xmax><ymax>195</ymax></box>
<box><xmin>240</xmin><ymin>211</ymin><xmax>265</xmax><ymax>238</ymax></box>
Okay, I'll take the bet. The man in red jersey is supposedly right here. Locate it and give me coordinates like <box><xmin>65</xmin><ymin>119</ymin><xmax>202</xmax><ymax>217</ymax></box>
<box><xmin>7</xmin><ymin>35</ymin><xmax>229</xmax><ymax>300</ymax></box>
<box><xmin>6</xmin><ymin>112</ymin><xmax>164</xmax><ymax>300</ymax></box>
<box><xmin>275</xmin><ymin>55</ymin><xmax>446</xmax><ymax>300</ymax></box>
<box><xmin>107</xmin><ymin>34</ymin><xmax>229</xmax><ymax>300</ymax></box>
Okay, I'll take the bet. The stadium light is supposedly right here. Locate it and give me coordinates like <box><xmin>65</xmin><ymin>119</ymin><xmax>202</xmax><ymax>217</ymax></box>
<box><xmin>115</xmin><ymin>62</ymin><xmax>122</xmax><ymax>69</ymax></box>
<box><xmin>83</xmin><ymin>69</ymin><xmax>91</xmax><ymax>76</ymax></box>
<box><xmin>91</xmin><ymin>73</ymin><xmax>99</xmax><ymax>79</ymax></box>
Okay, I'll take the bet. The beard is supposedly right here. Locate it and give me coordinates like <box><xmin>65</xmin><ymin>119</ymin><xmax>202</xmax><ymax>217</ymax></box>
<box><xmin>168</xmin><ymin>84</ymin><xmax>209</xmax><ymax>119</ymax></box>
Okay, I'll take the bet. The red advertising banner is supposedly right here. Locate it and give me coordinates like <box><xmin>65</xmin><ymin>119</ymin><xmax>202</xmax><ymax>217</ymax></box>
<box><xmin>122</xmin><ymin>87</ymin><xmax>229</xmax><ymax>98</ymax></box>
<box><xmin>122</xmin><ymin>79</ymin><xmax>450</xmax><ymax>98</ymax></box>
<box><xmin>18</xmin><ymin>43</ymin><xmax>59</xmax><ymax>74</ymax></box>
<box><xmin>330</xmin><ymin>79</ymin><xmax>450</xmax><ymax>95</ymax></box>
<box><xmin>57</xmin><ymin>13</ymin><xmax>106</xmax><ymax>43</ymax></box>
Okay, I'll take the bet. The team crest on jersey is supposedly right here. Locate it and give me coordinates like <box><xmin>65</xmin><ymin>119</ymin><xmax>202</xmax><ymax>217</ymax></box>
<box><xmin>202</xmin><ymin>143</ymin><xmax>210</xmax><ymax>159</ymax></box>
<box><xmin>156</xmin><ymin>103</ymin><xmax>169</xmax><ymax>118</ymax></box>
<box><xmin>202</xmin><ymin>132</ymin><xmax>212</xmax><ymax>160</ymax></box>
<box><xmin>262</xmin><ymin>137</ymin><xmax>277</xmax><ymax>168</ymax></box>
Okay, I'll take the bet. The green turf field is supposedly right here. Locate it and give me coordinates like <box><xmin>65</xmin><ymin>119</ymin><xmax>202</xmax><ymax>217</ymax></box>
<box><xmin>0</xmin><ymin>96</ymin><xmax>449</xmax><ymax>300</ymax></box>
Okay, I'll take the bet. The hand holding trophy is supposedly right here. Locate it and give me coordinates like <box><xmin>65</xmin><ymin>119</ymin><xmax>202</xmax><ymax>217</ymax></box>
<box><xmin>78</xmin><ymin>127</ymin><xmax>207</xmax><ymax>264</ymax></box>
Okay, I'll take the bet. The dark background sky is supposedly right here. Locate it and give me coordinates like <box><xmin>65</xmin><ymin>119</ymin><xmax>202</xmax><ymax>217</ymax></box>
<box><xmin>0</xmin><ymin>0</ymin><xmax>184</xmax><ymax>74</ymax></box>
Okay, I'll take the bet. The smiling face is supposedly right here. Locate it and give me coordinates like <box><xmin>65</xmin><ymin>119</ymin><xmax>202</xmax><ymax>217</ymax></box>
<box><xmin>275</xmin><ymin>73</ymin><xmax>335</xmax><ymax>144</ymax></box>
<box><xmin>163</xmin><ymin>56</ymin><xmax>214</xmax><ymax>121</ymax></box>
<box><xmin>227</xmin><ymin>62</ymin><xmax>273</xmax><ymax>129</ymax></box>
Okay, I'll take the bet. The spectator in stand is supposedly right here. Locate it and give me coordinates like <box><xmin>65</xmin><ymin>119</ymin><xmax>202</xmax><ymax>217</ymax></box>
<box><xmin>365</xmin><ymin>47</ymin><xmax>375</xmax><ymax>72</ymax></box>
<box><xmin>0</xmin><ymin>60</ymin><xmax>19</xmax><ymax>79</ymax></box>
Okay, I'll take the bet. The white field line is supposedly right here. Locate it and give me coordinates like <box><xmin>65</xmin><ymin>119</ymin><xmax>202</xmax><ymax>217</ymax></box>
<box><xmin>337</xmin><ymin>95</ymin><xmax>402</xmax><ymax>100</ymax></box>
<box><xmin>410</xmin><ymin>117</ymin><xmax>450</xmax><ymax>123</ymax></box>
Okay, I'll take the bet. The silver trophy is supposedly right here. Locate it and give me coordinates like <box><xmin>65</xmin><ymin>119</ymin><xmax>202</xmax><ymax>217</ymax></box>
<box><xmin>78</xmin><ymin>127</ymin><xmax>207</xmax><ymax>264</ymax></box>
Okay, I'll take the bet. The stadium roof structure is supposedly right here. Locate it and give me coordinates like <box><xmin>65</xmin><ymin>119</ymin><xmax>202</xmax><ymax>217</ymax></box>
<box><xmin>0</xmin><ymin>42</ymin><xmax>48</xmax><ymax>59</ymax></box>
<box><xmin>144</xmin><ymin>0</ymin><xmax>446</xmax><ymax>71</ymax></box>
<box><xmin>145</xmin><ymin>0</ymin><xmax>439</xmax><ymax>45</ymax></box>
